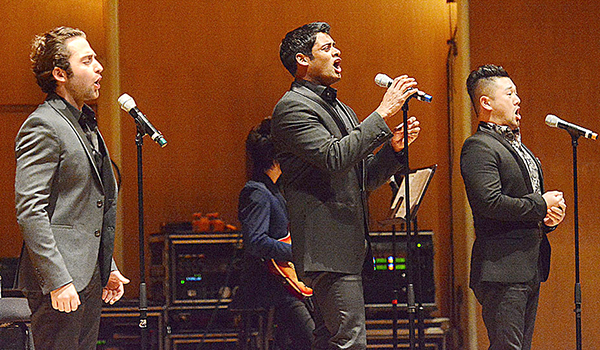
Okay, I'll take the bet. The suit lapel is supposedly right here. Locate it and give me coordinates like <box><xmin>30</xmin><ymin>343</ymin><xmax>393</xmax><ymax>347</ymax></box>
<box><xmin>291</xmin><ymin>84</ymin><xmax>349</xmax><ymax>137</ymax></box>
<box><xmin>291</xmin><ymin>83</ymin><xmax>366</xmax><ymax>191</ymax></box>
<box><xmin>522</xmin><ymin>144</ymin><xmax>545</xmax><ymax>192</ymax></box>
<box><xmin>47</xmin><ymin>98</ymin><xmax>104</xmax><ymax>190</ymax></box>
<box><xmin>480</xmin><ymin>127</ymin><xmax>534</xmax><ymax>193</ymax></box>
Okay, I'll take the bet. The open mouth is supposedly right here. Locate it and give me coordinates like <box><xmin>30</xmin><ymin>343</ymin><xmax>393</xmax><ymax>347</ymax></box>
<box><xmin>94</xmin><ymin>77</ymin><xmax>102</xmax><ymax>89</ymax></box>
<box><xmin>333</xmin><ymin>59</ymin><xmax>342</xmax><ymax>74</ymax></box>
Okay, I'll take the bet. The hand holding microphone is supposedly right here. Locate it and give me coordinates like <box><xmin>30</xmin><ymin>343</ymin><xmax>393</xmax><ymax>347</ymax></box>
<box><xmin>374</xmin><ymin>73</ymin><xmax>430</xmax><ymax>131</ymax></box>
<box><xmin>375</xmin><ymin>73</ymin><xmax>432</xmax><ymax>102</ymax></box>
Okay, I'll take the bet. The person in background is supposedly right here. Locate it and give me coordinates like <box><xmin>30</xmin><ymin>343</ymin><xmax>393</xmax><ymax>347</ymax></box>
<box><xmin>232</xmin><ymin>117</ymin><xmax>315</xmax><ymax>349</ymax></box>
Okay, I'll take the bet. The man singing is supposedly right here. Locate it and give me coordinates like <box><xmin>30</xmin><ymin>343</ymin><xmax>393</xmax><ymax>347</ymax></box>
<box><xmin>15</xmin><ymin>26</ymin><xmax>129</xmax><ymax>350</ymax></box>
<box><xmin>461</xmin><ymin>64</ymin><xmax>566</xmax><ymax>350</ymax></box>
<box><xmin>271</xmin><ymin>22</ymin><xmax>421</xmax><ymax>349</ymax></box>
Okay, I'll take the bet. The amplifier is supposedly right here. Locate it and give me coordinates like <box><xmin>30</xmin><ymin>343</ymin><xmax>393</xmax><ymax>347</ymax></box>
<box><xmin>149</xmin><ymin>223</ymin><xmax>243</xmax><ymax>305</ymax></box>
<box><xmin>98</xmin><ymin>304</ymin><xmax>164</xmax><ymax>350</ymax></box>
<box><xmin>363</xmin><ymin>231</ymin><xmax>435</xmax><ymax>307</ymax></box>
<box><xmin>167</xmin><ymin>332</ymin><xmax>239</xmax><ymax>350</ymax></box>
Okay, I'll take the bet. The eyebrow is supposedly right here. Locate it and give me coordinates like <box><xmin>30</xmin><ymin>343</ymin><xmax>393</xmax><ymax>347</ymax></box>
<box><xmin>80</xmin><ymin>53</ymin><xmax>96</xmax><ymax>60</ymax></box>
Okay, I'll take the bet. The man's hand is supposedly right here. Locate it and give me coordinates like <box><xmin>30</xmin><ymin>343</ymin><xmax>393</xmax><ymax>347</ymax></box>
<box><xmin>375</xmin><ymin>75</ymin><xmax>418</xmax><ymax>130</ymax></box>
<box><xmin>50</xmin><ymin>282</ymin><xmax>80</xmax><ymax>313</ymax></box>
<box><xmin>542</xmin><ymin>190</ymin><xmax>564</xmax><ymax>209</ymax></box>
<box><xmin>544</xmin><ymin>198</ymin><xmax>567</xmax><ymax>227</ymax></box>
<box><xmin>391</xmin><ymin>116</ymin><xmax>421</xmax><ymax>152</ymax></box>
<box><xmin>102</xmin><ymin>270</ymin><xmax>130</xmax><ymax>305</ymax></box>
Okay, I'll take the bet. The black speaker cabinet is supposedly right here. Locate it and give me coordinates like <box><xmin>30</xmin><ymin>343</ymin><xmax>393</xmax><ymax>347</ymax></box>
<box><xmin>98</xmin><ymin>304</ymin><xmax>164</xmax><ymax>350</ymax></box>
<box><xmin>149</xmin><ymin>223</ymin><xmax>243</xmax><ymax>305</ymax></box>
<box><xmin>363</xmin><ymin>231</ymin><xmax>435</xmax><ymax>308</ymax></box>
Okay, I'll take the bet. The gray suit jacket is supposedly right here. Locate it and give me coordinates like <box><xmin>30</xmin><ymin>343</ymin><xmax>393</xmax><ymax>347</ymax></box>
<box><xmin>271</xmin><ymin>81</ymin><xmax>406</xmax><ymax>276</ymax></box>
<box><xmin>460</xmin><ymin>124</ymin><xmax>552</xmax><ymax>287</ymax></box>
<box><xmin>15</xmin><ymin>94</ymin><xmax>118</xmax><ymax>295</ymax></box>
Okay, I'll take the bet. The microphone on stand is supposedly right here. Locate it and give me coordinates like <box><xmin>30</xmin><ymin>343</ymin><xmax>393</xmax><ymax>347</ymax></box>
<box><xmin>545</xmin><ymin>114</ymin><xmax>597</xmax><ymax>140</ymax></box>
<box><xmin>118</xmin><ymin>93</ymin><xmax>167</xmax><ymax>147</ymax></box>
<box><xmin>375</xmin><ymin>73</ymin><xmax>432</xmax><ymax>103</ymax></box>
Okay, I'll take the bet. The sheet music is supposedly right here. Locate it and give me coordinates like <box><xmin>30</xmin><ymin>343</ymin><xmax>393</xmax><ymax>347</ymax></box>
<box><xmin>390</xmin><ymin>166</ymin><xmax>436</xmax><ymax>220</ymax></box>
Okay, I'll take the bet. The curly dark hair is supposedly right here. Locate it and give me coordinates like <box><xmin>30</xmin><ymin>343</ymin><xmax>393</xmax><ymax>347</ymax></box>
<box><xmin>245</xmin><ymin>117</ymin><xmax>276</xmax><ymax>179</ymax></box>
<box><xmin>279</xmin><ymin>22</ymin><xmax>331</xmax><ymax>77</ymax></box>
<box><xmin>30</xmin><ymin>26</ymin><xmax>86</xmax><ymax>93</ymax></box>
<box><xmin>466</xmin><ymin>64</ymin><xmax>510</xmax><ymax>114</ymax></box>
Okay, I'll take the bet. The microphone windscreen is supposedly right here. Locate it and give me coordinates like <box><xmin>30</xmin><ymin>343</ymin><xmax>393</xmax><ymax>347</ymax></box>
<box><xmin>118</xmin><ymin>93</ymin><xmax>137</xmax><ymax>112</ymax></box>
<box><xmin>545</xmin><ymin>114</ymin><xmax>560</xmax><ymax>127</ymax></box>
<box><xmin>375</xmin><ymin>73</ymin><xmax>393</xmax><ymax>88</ymax></box>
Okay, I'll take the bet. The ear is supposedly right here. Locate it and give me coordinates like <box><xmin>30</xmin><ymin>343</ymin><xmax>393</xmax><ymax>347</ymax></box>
<box><xmin>52</xmin><ymin>67</ymin><xmax>67</xmax><ymax>84</ymax></box>
<box><xmin>295</xmin><ymin>53</ymin><xmax>310</xmax><ymax>68</ymax></box>
<box><xmin>480</xmin><ymin>95</ymin><xmax>492</xmax><ymax>112</ymax></box>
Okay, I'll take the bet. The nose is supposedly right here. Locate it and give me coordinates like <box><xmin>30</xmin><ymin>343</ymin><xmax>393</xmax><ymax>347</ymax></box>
<box><xmin>333</xmin><ymin>46</ymin><xmax>341</xmax><ymax>56</ymax></box>
<box><xmin>95</xmin><ymin>59</ymin><xmax>104</xmax><ymax>74</ymax></box>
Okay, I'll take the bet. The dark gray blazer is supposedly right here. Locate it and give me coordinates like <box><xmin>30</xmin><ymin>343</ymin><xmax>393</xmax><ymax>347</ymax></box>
<box><xmin>271</xmin><ymin>81</ymin><xmax>406</xmax><ymax>276</ymax></box>
<box><xmin>15</xmin><ymin>94</ymin><xmax>118</xmax><ymax>295</ymax></box>
<box><xmin>460</xmin><ymin>125</ymin><xmax>552</xmax><ymax>288</ymax></box>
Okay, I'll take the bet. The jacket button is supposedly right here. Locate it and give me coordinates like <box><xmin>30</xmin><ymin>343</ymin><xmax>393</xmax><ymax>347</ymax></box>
<box><xmin>94</xmin><ymin>230</ymin><xmax>101</xmax><ymax>237</ymax></box>
<box><xmin>97</xmin><ymin>200</ymin><xmax>103</xmax><ymax>208</ymax></box>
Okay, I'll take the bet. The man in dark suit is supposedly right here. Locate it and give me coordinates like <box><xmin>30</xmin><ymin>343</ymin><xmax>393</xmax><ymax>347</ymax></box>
<box><xmin>271</xmin><ymin>22</ymin><xmax>421</xmax><ymax>349</ymax></box>
<box><xmin>15</xmin><ymin>26</ymin><xmax>129</xmax><ymax>350</ymax></box>
<box><xmin>460</xmin><ymin>64</ymin><xmax>566</xmax><ymax>350</ymax></box>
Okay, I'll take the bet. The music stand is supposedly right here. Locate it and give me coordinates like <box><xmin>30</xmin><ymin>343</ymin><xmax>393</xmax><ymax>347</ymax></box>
<box><xmin>388</xmin><ymin>165</ymin><xmax>437</xmax><ymax>221</ymax></box>
<box><xmin>379</xmin><ymin>164</ymin><xmax>436</xmax><ymax>350</ymax></box>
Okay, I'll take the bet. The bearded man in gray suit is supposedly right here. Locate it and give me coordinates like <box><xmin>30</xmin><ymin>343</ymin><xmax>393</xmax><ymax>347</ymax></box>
<box><xmin>271</xmin><ymin>22</ymin><xmax>422</xmax><ymax>350</ymax></box>
<box><xmin>15</xmin><ymin>26</ymin><xmax>129</xmax><ymax>350</ymax></box>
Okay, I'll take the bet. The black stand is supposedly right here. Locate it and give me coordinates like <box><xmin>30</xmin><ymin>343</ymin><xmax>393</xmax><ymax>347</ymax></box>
<box><xmin>135</xmin><ymin>129</ymin><xmax>149</xmax><ymax>350</ymax></box>
<box><xmin>570</xmin><ymin>132</ymin><xmax>582</xmax><ymax>350</ymax></box>
<box><xmin>395</xmin><ymin>101</ymin><xmax>424</xmax><ymax>350</ymax></box>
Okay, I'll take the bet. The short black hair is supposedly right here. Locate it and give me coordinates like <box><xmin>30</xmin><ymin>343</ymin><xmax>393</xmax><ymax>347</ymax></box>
<box><xmin>466</xmin><ymin>64</ymin><xmax>510</xmax><ymax>114</ymax></box>
<box><xmin>245</xmin><ymin>117</ymin><xmax>275</xmax><ymax>179</ymax></box>
<box><xmin>280</xmin><ymin>22</ymin><xmax>331</xmax><ymax>76</ymax></box>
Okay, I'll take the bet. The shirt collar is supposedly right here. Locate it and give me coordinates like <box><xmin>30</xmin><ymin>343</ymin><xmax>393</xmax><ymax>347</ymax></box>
<box><xmin>480</xmin><ymin>121</ymin><xmax>521</xmax><ymax>144</ymax></box>
<box><xmin>295</xmin><ymin>79</ymin><xmax>338</xmax><ymax>104</ymax></box>
<box><xmin>252</xmin><ymin>172</ymin><xmax>281</xmax><ymax>196</ymax></box>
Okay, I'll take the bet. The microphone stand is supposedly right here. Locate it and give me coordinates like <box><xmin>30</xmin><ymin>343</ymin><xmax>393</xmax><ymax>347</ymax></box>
<box><xmin>569</xmin><ymin>131</ymin><xmax>582</xmax><ymax>350</ymax></box>
<box><xmin>135</xmin><ymin>127</ymin><xmax>149</xmax><ymax>350</ymax></box>
<box><xmin>391</xmin><ymin>98</ymin><xmax>425</xmax><ymax>350</ymax></box>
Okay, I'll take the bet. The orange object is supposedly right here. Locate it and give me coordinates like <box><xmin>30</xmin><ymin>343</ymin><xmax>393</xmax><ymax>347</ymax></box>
<box><xmin>210</xmin><ymin>219</ymin><xmax>225</xmax><ymax>232</ymax></box>
<box><xmin>265</xmin><ymin>233</ymin><xmax>313</xmax><ymax>299</ymax></box>
<box><xmin>192</xmin><ymin>212</ymin><xmax>210</xmax><ymax>232</ymax></box>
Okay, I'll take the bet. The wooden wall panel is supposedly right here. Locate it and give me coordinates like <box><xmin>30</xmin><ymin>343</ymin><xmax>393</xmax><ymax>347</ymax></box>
<box><xmin>117</xmin><ymin>0</ymin><xmax>455</xmax><ymax>316</ymax></box>
<box><xmin>469</xmin><ymin>1</ymin><xmax>600</xmax><ymax>348</ymax></box>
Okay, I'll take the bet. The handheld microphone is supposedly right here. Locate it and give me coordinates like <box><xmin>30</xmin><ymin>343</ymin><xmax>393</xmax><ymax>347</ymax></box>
<box><xmin>545</xmin><ymin>114</ymin><xmax>597</xmax><ymax>140</ymax></box>
<box><xmin>118</xmin><ymin>93</ymin><xmax>167</xmax><ymax>147</ymax></box>
<box><xmin>374</xmin><ymin>73</ymin><xmax>432</xmax><ymax>103</ymax></box>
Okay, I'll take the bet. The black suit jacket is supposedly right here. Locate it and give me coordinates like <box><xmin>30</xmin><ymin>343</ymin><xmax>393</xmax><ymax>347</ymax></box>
<box><xmin>271</xmin><ymin>81</ymin><xmax>406</xmax><ymax>276</ymax></box>
<box><xmin>460</xmin><ymin>124</ymin><xmax>552</xmax><ymax>288</ymax></box>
